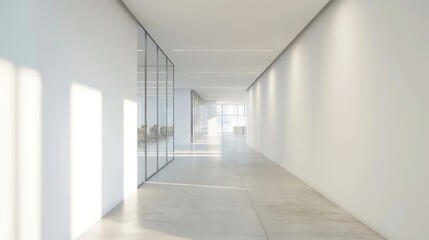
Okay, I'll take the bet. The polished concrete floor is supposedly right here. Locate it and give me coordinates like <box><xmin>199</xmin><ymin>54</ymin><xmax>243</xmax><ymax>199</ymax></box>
<box><xmin>79</xmin><ymin>134</ymin><xmax>384</xmax><ymax>240</ymax></box>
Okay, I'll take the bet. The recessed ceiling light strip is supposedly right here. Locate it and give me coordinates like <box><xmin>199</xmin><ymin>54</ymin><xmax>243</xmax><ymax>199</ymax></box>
<box><xmin>173</xmin><ymin>49</ymin><xmax>272</xmax><ymax>52</ymax></box>
<box><xmin>198</xmin><ymin>87</ymin><xmax>244</xmax><ymax>89</ymax></box>
<box><xmin>187</xmin><ymin>72</ymin><xmax>256</xmax><ymax>74</ymax></box>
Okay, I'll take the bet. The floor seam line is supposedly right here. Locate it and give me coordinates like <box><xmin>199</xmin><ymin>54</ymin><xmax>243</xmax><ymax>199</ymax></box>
<box><xmin>229</xmin><ymin>146</ymin><xmax>271</xmax><ymax>240</ymax></box>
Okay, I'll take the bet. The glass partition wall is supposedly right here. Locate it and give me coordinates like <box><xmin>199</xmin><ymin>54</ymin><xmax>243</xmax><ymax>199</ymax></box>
<box><xmin>137</xmin><ymin>26</ymin><xmax>146</xmax><ymax>184</ymax></box>
<box><xmin>191</xmin><ymin>90</ymin><xmax>208</xmax><ymax>143</ymax></box>
<box><xmin>158</xmin><ymin>51</ymin><xmax>167</xmax><ymax>169</ymax></box>
<box><xmin>167</xmin><ymin>61</ymin><xmax>174</xmax><ymax>162</ymax></box>
<box><xmin>137</xmin><ymin>25</ymin><xmax>175</xmax><ymax>183</ymax></box>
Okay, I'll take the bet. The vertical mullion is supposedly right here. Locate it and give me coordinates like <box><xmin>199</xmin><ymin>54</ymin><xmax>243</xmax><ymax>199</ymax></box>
<box><xmin>221</xmin><ymin>105</ymin><xmax>223</xmax><ymax>133</ymax></box>
<box><xmin>190</xmin><ymin>91</ymin><xmax>193</xmax><ymax>143</ymax></box>
<box><xmin>165</xmin><ymin>58</ymin><xmax>168</xmax><ymax>162</ymax></box>
<box><xmin>144</xmin><ymin>32</ymin><xmax>148</xmax><ymax>181</ymax></box>
<box><xmin>237</xmin><ymin>105</ymin><xmax>238</xmax><ymax>129</ymax></box>
<box><xmin>172</xmin><ymin>64</ymin><xmax>175</xmax><ymax>159</ymax></box>
<box><xmin>156</xmin><ymin>47</ymin><xmax>159</xmax><ymax>171</ymax></box>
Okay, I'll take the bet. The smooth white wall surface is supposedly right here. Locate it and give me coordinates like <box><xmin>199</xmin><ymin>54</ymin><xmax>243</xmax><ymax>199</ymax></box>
<box><xmin>175</xmin><ymin>88</ymin><xmax>191</xmax><ymax>145</ymax></box>
<box><xmin>0</xmin><ymin>0</ymin><xmax>137</xmax><ymax>239</ymax></box>
<box><xmin>247</xmin><ymin>1</ymin><xmax>429</xmax><ymax>239</ymax></box>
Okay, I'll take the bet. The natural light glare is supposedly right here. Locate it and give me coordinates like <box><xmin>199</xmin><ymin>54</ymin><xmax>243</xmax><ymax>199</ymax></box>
<box><xmin>287</xmin><ymin>45</ymin><xmax>306</xmax><ymax>122</ymax></box>
<box><xmin>289</xmin><ymin>45</ymin><xmax>304</xmax><ymax>99</ymax></box>
<box><xmin>208</xmin><ymin>117</ymin><xmax>217</xmax><ymax>136</ymax></box>
<box><xmin>0</xmin><ymin>59</ymin><xmax>17</xmax><ymax>240</ymax></box>
<box><xmin>255</xmin><ymin>83</ymin><xmax>261</xmax><ymax>145</ymax></box>
<box><xmin>267</xmin><ymin>69</ymin><xmax>277</xmax><ymax>113</ymax></box>
<box><xmin>70</xmin><ymin>83</ymin><xmax>102</xmax><ymax>239</ymax></box>
<box><xmin>17</xmin><ymin>67</ymin><xmax>42</xmax><ymax>240</ymax></box>
<box><xmin>123</xmin><ymin>99</ymin><xmax>137</xmax><ymax>198</ymax></box>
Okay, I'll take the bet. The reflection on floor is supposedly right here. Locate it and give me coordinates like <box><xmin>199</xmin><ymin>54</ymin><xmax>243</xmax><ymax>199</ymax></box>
<box><xmin>79</xmin><ymin>134</ymin><xmax>385</xmax><ymax>240</ymax></box>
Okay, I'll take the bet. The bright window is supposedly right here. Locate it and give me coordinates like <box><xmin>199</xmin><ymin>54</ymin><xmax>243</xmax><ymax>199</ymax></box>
<box><xmin>217</xmin><ymin>105</ymin><xmax>246</xmax><ymax>133</ymax></box>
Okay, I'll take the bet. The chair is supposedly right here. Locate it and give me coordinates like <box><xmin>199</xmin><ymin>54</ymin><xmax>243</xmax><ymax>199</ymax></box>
<box><xmin>149</xmin><ymin>125</ymin><xmax>158</xmax><ymax>142</ymax></box>
<box><xmin>137</xmin><ymin>125</ymin><xmax>147</xmax><ymax>146</ymax></box>
<box><xmin>160</xmin><ymin>126</ymin><xmax>167</xmax><ymax>138</ymax></box>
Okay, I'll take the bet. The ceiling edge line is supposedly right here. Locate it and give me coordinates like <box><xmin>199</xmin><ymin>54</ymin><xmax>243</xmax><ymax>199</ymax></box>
<box><xmin>245</xmin><ymin>0</ymin><xmax>333</xmax><ymax>92</ymax></box>
<box><xmin>119</xmin><ymin>0</ymin><xmax>175</xmax><ymax>66</ymax></box>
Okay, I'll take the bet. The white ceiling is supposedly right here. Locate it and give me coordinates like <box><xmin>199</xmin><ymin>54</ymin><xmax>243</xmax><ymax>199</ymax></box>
<box><xmin>124</xmin><ymin>0</ymin><xmax>329</xmax><ymax>104</ymax></box>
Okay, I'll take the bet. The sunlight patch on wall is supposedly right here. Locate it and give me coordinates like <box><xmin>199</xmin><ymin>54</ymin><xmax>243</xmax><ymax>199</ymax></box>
<box><xmin>0</xmin><ymin>59</ymin><xmax>17</xmax><ymax>240</ymax></box>
<box><xmin>208</xmin><ymin>117</ymin><xmax>217</xmax><ymax>136</ymax></box>
<box><xmin>123</xmin><ymin>99</ymin><xmax>137</xmax><ymax>198</ymax></box>
<box><xmin>0</xmin><ymin>60</ymin><xmax>43</xmax><ymax>240</ymax></box>
<box><xmin>17</xmin><ymin>67</ymin><xmax>42</xmax><ymax>240</ymax></box>
<box><xmin>70</xmin><ymin>83</ymin><xmax>102</xmax><ymax>239</ymax></box>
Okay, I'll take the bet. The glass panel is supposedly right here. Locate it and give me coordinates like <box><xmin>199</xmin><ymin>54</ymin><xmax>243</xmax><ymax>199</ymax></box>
<box><xmin>222</xmin><ymin>116</ymin><xmax>237</xmax><ymax>133</ymax></box>
<box><xmin>216</xmin><ymin>105</ymin><xmax>247</xmax><ymax>133</ymax></box>
<box><xmin>202</xmin><ymin>99</ymin><xmax>207</xmax><ymax>134</ymax></box>
<box><xmin>237</xmin><ymin>116</ymin><xmax>246</xmax><ymax>126</ymax></box>
<box><xmin>167</xmin><ymin>61</ymin><xmax>174</xmax><ymax>162</ymax></box>
<box><xmin>191</xmin><ymin>90</ymin><xmax>208</xmax><ymax>142</ymax></box>
<box><xmin>217</xmin><ymin>116</ymin><xmax>222</xmax><ymax>133</ymax></box>
<box><xmin>146</xmin><ymin>36</ymin><xmax>158</xmax><ymax>177</ymax></box>
<box><xmin>158</xmin><ymin>50</ymin><xmax>167</xmax><ymax>169</ymax></box>
<box><xmin>137</xmin><ymin>26</ymin><xmax>146</xmax><ymax>184</ymax></box>
<box><xmin>191</xmin><ymin>91</ymin><xmax>197</xmax><ymax>142</ymax></box>
<box><xmin>238</xmin><ymin>105</ymin><xmax>245</xmax><ymax>115</ymax></box>
<box><xmin>223</xmin><ymin>105</ymin><xmax>237</xmax><ymax>115</ymax></box>
<box><xmin>217</xmin><ymin>105</ymin><xmax>222</xmax><ymax>115</ymax></box>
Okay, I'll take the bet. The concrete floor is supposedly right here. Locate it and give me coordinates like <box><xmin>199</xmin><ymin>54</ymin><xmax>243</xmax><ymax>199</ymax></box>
<box><xmin>79</xmin><ymin>134</ymin><xmax>385</xmax><ymax>240</ymax></box>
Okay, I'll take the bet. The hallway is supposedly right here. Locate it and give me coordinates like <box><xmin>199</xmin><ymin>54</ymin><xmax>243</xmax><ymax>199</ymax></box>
<box><xmin>79</xmin><ymin>135</ymin><xmax>384</xmax><ymax>240</ymax></box>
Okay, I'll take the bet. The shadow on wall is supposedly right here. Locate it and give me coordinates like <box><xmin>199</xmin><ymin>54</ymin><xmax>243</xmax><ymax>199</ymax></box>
<box><xmin>0</xmin><ymin>58</ymin><xmax>137</xmax><ymax>240</ymax></box>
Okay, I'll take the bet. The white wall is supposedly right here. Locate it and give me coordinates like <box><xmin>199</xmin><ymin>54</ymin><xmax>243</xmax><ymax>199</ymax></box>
<box><xmin>175</xmin><ymin>88</ymin><xmax>191</xmax><ymax>145</ymax></box>
<box><xmin>0</xmin><ymin>0</ymin><xmax>137</xmax><ymax>239</ymax></box>
<box><xmin>247</xmin><ymin>1</ymin><xmax>429</xmax><ymax>239</ymax></box>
